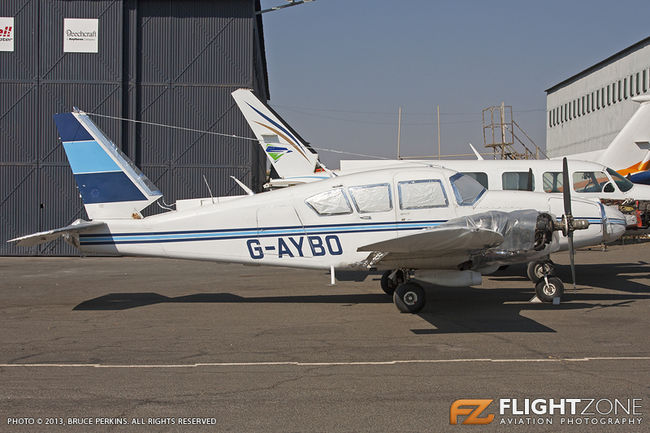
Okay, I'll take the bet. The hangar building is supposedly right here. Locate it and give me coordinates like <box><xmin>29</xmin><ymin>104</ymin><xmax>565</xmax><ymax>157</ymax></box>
<box><xmin>1</xmin><ymin>0</ymin><xmax>269</xmax><ymax>255</ymax></box>
<box><xmin>546</xmin><ymin>36</ymin><xmax>650</xmax><ymax>158</ymax></box>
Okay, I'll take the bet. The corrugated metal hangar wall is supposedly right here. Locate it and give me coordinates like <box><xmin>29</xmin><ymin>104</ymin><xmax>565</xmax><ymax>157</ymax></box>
<box><xmin>0</xmin><ymin>0</ymin><xmax>269</xmax><ymax>255</ymax></box>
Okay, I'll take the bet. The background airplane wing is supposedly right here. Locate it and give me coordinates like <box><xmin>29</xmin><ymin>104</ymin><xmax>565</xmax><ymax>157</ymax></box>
<box><xmin>8</xmin><ymin>220</ymin><xmax>105</xmax><ymax>247</ymax></box>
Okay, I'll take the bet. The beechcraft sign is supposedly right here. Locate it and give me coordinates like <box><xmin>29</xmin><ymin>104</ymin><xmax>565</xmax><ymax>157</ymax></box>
<box><xmin>63</xmin><ymin>18</ymin><xmax>98</xmax><ymax>53</ymax></box>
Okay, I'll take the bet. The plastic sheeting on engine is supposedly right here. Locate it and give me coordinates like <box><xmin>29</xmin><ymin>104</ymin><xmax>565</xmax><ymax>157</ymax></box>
<box><xmin>440</xmin><ymin>209</ymin><xmax>558</xmax><ymax>268</ymax></box>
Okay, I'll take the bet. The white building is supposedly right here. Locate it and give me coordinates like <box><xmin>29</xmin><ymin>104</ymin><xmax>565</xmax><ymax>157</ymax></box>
<box><xmin>546</xmin><ymin>37</ymin><xmax>650</xmax><ymax>157</ymax></box>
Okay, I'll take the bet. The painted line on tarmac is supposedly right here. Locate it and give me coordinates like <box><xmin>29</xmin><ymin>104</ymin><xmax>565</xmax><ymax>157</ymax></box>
<box><xmin>0</xmin><ymin>356</ymin><xmax>648</xmax><ymax>369</ymax></box>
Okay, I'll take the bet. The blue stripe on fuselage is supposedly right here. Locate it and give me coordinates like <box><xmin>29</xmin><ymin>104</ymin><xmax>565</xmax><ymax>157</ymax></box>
<box><xmin>78</xmin><ymin>220</ymin><xmax>448</xmax><ymax>245</ymax></box>
<box><xmin>63</xmin><ymin>140</ymin><xmax>120</xmax><ymax>174</ymax></box>
<box><xmin>75</xmin><ymin>172</ymin><xmax>147</xmax><ymax>204</ymax></box>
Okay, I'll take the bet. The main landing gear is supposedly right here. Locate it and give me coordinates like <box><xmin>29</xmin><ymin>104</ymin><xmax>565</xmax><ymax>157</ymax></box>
<box><xmin>381</xmin><ymin>269</ymin><xmax>425</xmax><ymax>314</ymax></box>
<box><xmin>526</xmin><ymin>258</ymin><xmax>564</xmax><ymax>303</ymax></box>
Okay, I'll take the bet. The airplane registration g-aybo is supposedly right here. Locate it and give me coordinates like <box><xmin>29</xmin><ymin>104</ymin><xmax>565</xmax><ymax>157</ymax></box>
<box><xmin>9</xmin><ymin>110</ymin><xmax>627</xmax><ymax>313</ymax></box>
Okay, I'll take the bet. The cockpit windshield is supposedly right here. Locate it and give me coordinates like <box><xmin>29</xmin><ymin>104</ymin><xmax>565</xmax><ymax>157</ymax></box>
<box><xmin>449</xmin><ymin>173</ymin><xmax>486</xmax><ymax>206</ymax></box>
<box><xmin>606</xmin><ymin>168</ymin><xmax>634</xmax><ymax>192</ymax></box>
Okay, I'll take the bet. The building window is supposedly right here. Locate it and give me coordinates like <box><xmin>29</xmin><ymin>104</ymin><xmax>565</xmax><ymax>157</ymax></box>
<box><xmin>586</xmin><ymin>94</ymin><xmax>591</xmax><ymax>113</ymax></box>
<box><xmin>630</xmin><ymin>74</ymin><xmax>634</xmax><ymax>96</ymax></box>
<box><xmin>571</xmin><ymin>100</ymin><xmax>575</xmax><ymax>119</ymax></box>
<box><xmin>556</xmin><ymin>107</ymin><xmax>560</xmax><ymax>124</ymax></box>
<box><xmin>549</xmin><ymin>111</ymin><xmax>552</xmax><ymax>128</ymax></box>
<box><xmin>624</xmin><ymin>77</ymin><xmax>627</xmax><ymax>99</ymax></box>
<box><xmin>608</xmin><ymin>85</ymin><xmax>611</xmax><ymax>105</ymax></box>
<box><xmin>617</xmin><ymin>80</ymin><xmax>621</xmax><ymax>101</ymax></box>
<box><xmin>643</xmin><ymin>70</ymin><xmax>648</xmax><ymax>92</ymax></box>
<box><xmin>636</xmin><ymin>72</ymin><xmax>641</xmax><ymax>95</ymax></box>
<box><xmin>601</xmin><ymin>87</ymin><xmax>605</xmax><ymax>107</ymax></box>
<box><xmin>581</xmin><ymin>96</ymin><xmax>585</xmax><ymax>115</ymax></box>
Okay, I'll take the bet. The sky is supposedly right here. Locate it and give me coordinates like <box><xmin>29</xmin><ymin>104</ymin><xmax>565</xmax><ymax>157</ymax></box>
<box><xmin>258</xmin><ymin>0</ymin><xmax>649</xmax><ymax>167</ymax></box>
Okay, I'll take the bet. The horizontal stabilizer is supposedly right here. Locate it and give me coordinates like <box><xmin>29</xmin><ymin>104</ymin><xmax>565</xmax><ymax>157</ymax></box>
<box><xmin>7</xmin><ymin>219</ymin><xmax>105</xmax><ymax>247</ymax></box>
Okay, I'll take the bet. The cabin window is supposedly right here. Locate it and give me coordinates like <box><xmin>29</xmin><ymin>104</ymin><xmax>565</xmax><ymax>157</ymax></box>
<box><xmin>305</xmin><ymin>188</ymin><xmax>353</xmax><ymax>216</ymax></box>
<box><xmin>450</xmin><ymin>173</ymin><xmax>486</xmax><ymax>206</ymax></box>
<box><xmin>502</xmin><ymin>172</ymin><xmax>534</xmax><ymax>191</ymax></box>
<box><xmin>460</xmin><ymin>171</ymin><xmax>488</xmax><ymax>189</ymax></box>
<box><xmin>398</xmin><ymin>179</ymin><xmax>448</xmax><ymax>209</ymax></box>
<box><xmin>572</xmin><ymin>171</ymin><xmax>611</xmax><ymax>193</ymax></box>
<box><xmin>606</xmin><ymin>168</ymin><xmax>633</xmax><ymax>192</ymax></box>
<box><xmin>348</xmin><ymin>183</ymin><xmax>392</xmax><ymax>213</ymax></box>
<box><xmin>542</xmin><ymin>172</ymin><xmax>563</xmax><ymax>193</ymax></box>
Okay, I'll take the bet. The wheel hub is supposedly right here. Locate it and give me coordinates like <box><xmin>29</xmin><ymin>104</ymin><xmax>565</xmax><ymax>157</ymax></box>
<box><xmin>403</xmin><ymin>291</ymin><xmax>418</xmax><ymax>306</ymax></box>
<box><xmin>542</xmin><ymin>283</ymin><xmax>556</xmax><ymax>297</ymax></box>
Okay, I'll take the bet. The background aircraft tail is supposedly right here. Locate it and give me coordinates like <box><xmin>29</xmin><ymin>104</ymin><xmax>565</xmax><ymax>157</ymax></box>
<box><xmin>597</xmin><ymin>95</ymin><xmax>650</xmax><ymax>183</ymax></box>
<box><xmin>232</xmin><ymin>88</ymin><xmax>324</xmax><ymax>179</ymax></box>
<box><xmin>53</xmin><ymin>110</ymin><xmax>162</xmax><ymax>220</ymax></box>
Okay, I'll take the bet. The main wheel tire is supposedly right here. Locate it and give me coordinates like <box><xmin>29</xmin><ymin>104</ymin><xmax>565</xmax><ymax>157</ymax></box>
<box><xmin>393</xmin><ymin>282</ymin><xmax>425</xmax><ymax>313</ymax></box>
<box><xmin>535</xmin><ymin>276</ymin><xmax>564</xmax><ymax>303</ymax></box>
<box><xmin>380</xmin><ymin>269</ymin><xmax>403</xmax><ymax>295</ymax></box>
<box><xmin>526</xmin><ymin>260</ymin><xmax>555</xmax><ymax>283</ymax></box>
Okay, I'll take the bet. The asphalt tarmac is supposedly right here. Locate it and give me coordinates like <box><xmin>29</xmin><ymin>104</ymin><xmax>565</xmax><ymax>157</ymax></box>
<box><xmin>0</xmin><ymin>242</ymin><xmax>648</xmax><ymax>432</ymax></box>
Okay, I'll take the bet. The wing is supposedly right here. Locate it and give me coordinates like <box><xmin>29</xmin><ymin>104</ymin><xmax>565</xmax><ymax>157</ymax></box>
<box><xmin>7</xmin><ymin>219</ymin><xmax>105</xmax><ymax>247</ymax></box>
<box><xmin>357</xmin><ymin>226</ymin><xmax>504</xmax><ymax>269</ymax></box>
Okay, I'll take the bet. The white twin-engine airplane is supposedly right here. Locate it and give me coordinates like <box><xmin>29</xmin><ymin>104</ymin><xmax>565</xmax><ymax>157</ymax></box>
<box><xmin>9</xmin><ymin>110</ymin><xmax>626</xmax><ymax>314</ymax></box>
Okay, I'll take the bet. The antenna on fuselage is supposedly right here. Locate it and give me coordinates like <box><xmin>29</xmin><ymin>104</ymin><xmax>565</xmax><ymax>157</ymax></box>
<box><xmin>202</xmin><ymin>174</ymin><xmax>215</xmax><ymax>204</ymax></box>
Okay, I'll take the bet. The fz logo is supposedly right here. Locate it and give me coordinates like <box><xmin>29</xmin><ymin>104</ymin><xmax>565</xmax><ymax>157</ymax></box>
<box><xmin>450</xmin><ymin>399</ymin><xmax>494</xmax><ymax>425</ymax></box>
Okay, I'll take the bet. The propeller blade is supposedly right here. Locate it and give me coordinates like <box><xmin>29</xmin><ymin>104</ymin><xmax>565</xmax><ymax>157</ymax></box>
<box><xmin>568</xmin><ymin>232</ymin><xmax>576</xmax><ymax>290</ymax></box>
<box><xmin>527</xmin><ymin>168</ymin><xmax>533</xmax><ymax>191</ymax></box>
<box><xmin>562</xmin><ymin>157</ymin><xmax>572</xmax><ymax>217</ymax></box>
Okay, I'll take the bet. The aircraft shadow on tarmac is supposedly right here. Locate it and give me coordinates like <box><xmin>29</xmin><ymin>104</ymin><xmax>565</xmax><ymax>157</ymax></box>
<box><xmin>493</xmin><ymin>261</ymin><xmax>650</xmax><ymax>294</ymax></box>
<box><xmin>73</xmin><ymin>260</ymin><xmax>650</xmax><ymax>334</ymax></box>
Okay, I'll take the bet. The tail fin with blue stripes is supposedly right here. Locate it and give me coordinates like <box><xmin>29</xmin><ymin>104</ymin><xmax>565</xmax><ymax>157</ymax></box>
<box><xmin>53</xmin><ymin>110</ymin><xmax>162</xmax><ymax>220</ymax></box>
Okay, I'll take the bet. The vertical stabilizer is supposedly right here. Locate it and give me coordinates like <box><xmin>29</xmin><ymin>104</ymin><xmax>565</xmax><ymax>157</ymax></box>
<box><xmin>232</xmin><ymin>88</ymin><xmax>322</xmax><ymax>179</ymax></box>
<box><xmin>53</xmin><ymin>110</ymin><xmax>162</xmax><ymax>220</ymax></box>
<box><xmin>598</xmin><ymin>95</ymin><xmax>650</xmax><ymax>179</ymax></box>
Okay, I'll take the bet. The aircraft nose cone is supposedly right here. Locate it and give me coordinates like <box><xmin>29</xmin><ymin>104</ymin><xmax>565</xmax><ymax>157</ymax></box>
<box><xmin>604</xmin><ymin>205</ymin><xmax>626</xmax><ymax>242</ymax></box>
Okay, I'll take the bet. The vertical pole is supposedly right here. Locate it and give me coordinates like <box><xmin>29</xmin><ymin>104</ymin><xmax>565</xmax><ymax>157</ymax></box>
<box><xmin>397</xmin><ymin>107</ymin><xmax>402</xmax><ymax>159</ymax></box>
<box><xmin>437</xmin><ymin>105</ymin><xmax>441</xmax><ymax>160</ymax></box>
<box><xmin>330</xmin><ymin>265</ymin><xmax>336</xmax><ymax>285</ymax></box>
<box><xmin>500</xmin><ymin>102</ymin><xmax>506</xmax><ymax>160</ymax></box>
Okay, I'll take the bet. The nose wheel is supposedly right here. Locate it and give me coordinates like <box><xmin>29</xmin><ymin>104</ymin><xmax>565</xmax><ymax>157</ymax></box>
<box><xmin>526</xmin><ymin>259</ymin><xmax>555</xmax><ymax>283</ymax></box>
<box><xmin>534</xmin><ymin>276</ymin><xmax>564</xmax><ymax>303</ymax></box>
